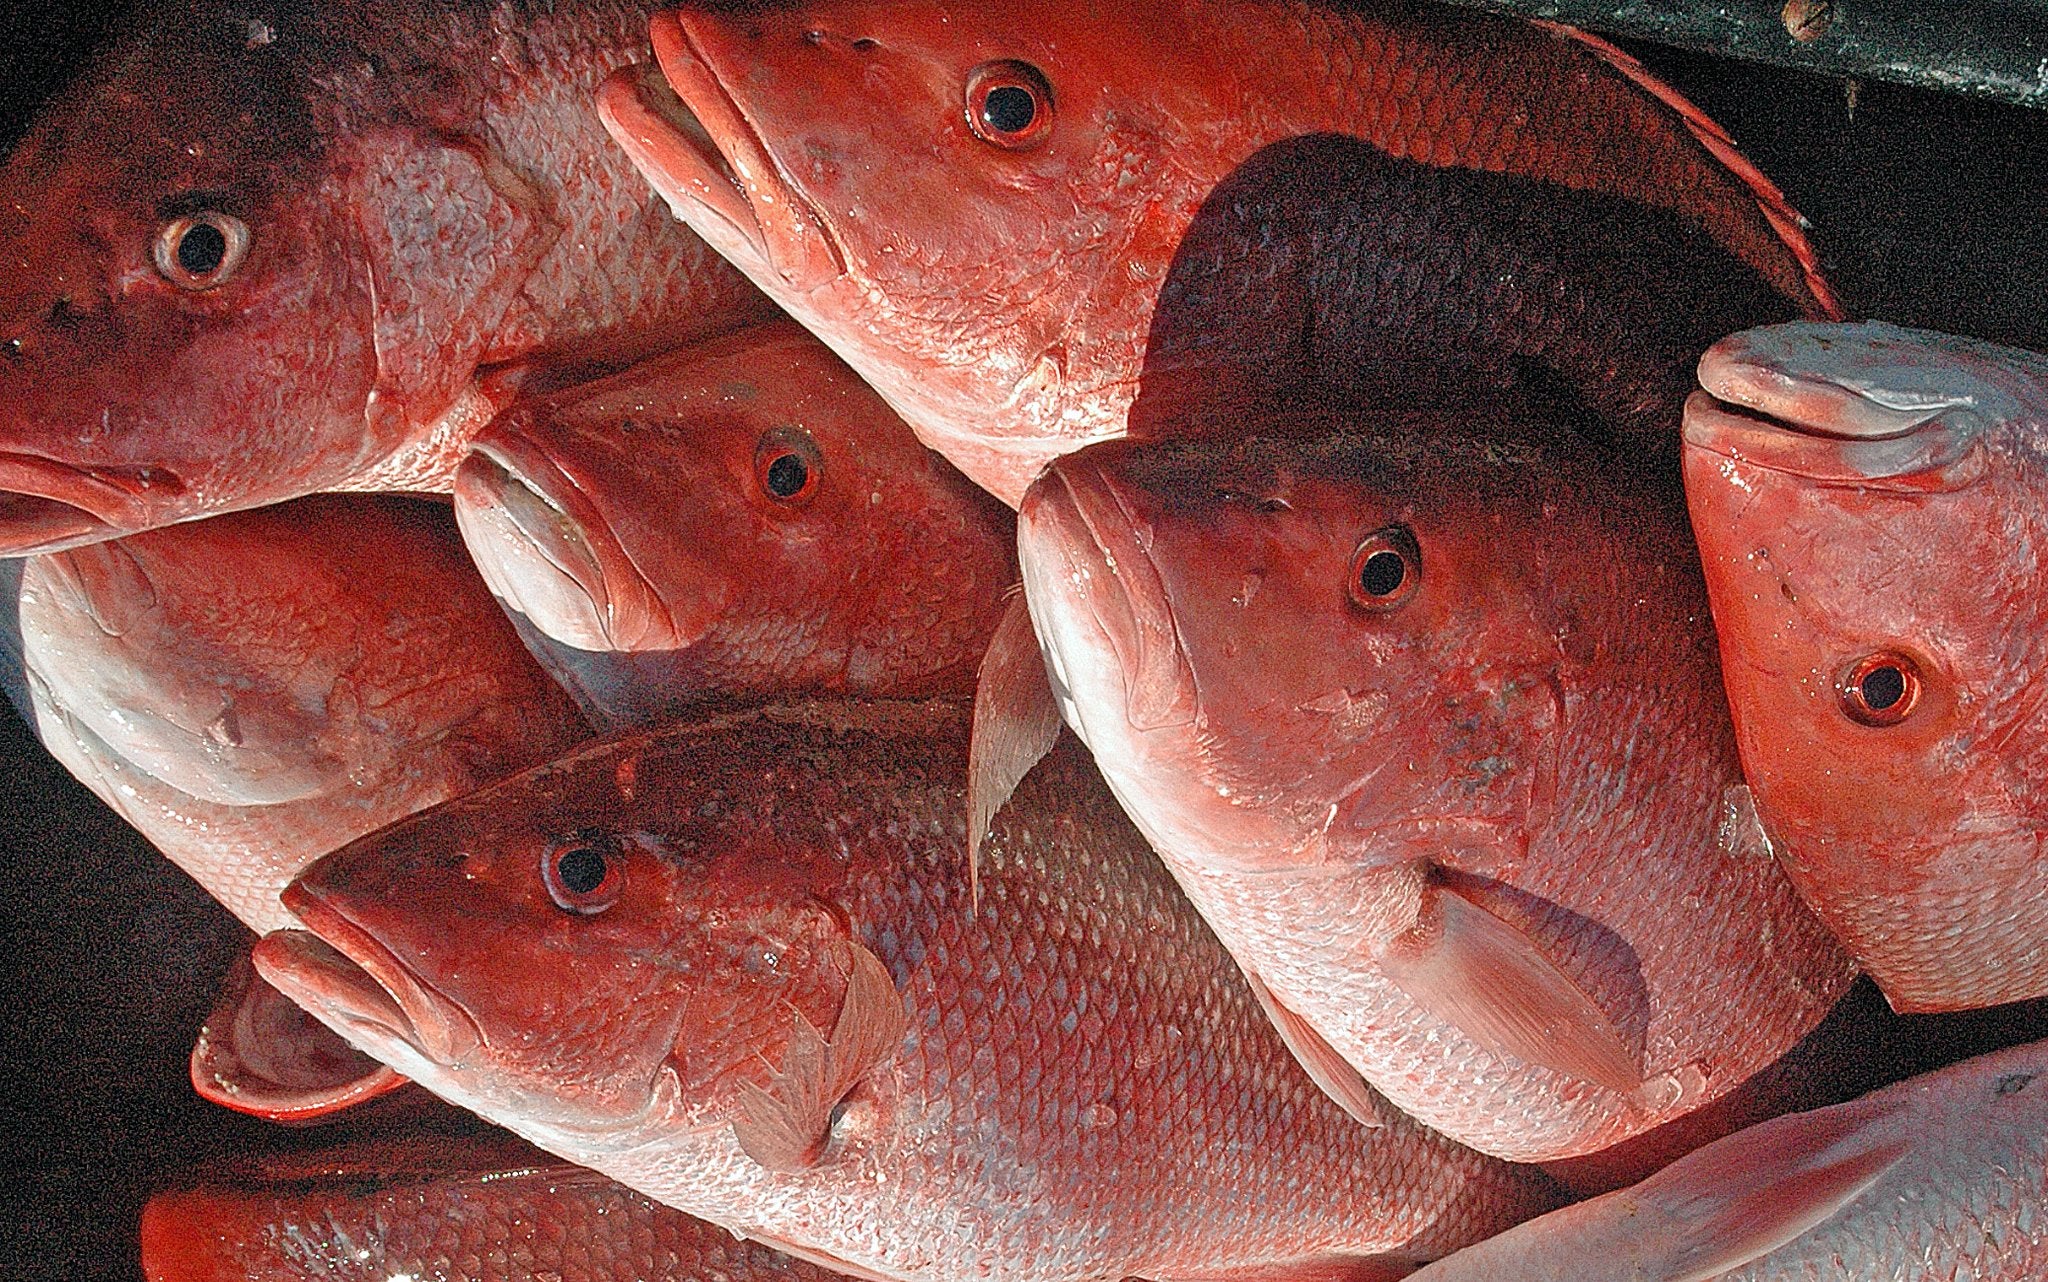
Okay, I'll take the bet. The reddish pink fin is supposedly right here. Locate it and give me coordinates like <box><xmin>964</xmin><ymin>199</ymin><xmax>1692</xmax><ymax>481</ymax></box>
<box><xmin>1153</xmin><ymin>1257</ymin><xmax>1418</xmax><ymax>1282</ymax></box>
<box><xmin>1379</xmin><ymin>880</ymin><xmax>1639</xmax><ymax>1096</ymax></box>
<box><xmin>1239</xmin><ymin>967</ymin><xmax>1387</xmax><ymax>1130</ymax></box>
<box><xmin>1622</xmin><ymin>1091</ymin><xmax>1911</xmax><ymax>1279</ymax></box>
<box><xmin>732</xmin><ymin>1226</ymin><xmax>904</xmax><ymax>1282</ymax></box>
<box><xmin>1539</xmin><ymin>21</ymin><xmax>1843</xmax><ymax>321</ymax></box>
<box><xmin>732</xmin><ymin>940</ymin><xmax>909</xmax><ymax>1172</ymax></box>
<box><xmin>967</xmin><ymin>589</ymin><xmax>1063</xmax><ymax>905</ymax></box>
<box><xmin>190</xmin><ymin>954</ymin><xmax>407</xmax><ymax>1122</ymax></box>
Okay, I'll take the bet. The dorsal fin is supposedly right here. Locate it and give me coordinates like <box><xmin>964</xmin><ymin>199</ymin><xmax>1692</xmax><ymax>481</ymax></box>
<box><xmin>1538</xmin><ymin>20</ymin><xmax>1844</xmax><ymax>321</ymax></box>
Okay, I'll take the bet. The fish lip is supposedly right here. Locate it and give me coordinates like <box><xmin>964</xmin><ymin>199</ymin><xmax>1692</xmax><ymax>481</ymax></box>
<box><xmin>628</xmin><ymin>14</ymin><xmax>847</xmax><ymax>293</ymax></box>
<box><xmin>1698</xmin><ymin>325</ymin><xmax>1984</xmax><ymax>442</ymax></box>
<box><xmin>1023</xmin><ymin>456</ymin><xmax>1198</xmax><ymax>735</ymax></box>
<box><xmin>1681</xmin><ymin>389</ymin><xmax>1980</xmax><ymax>488</ymax></box>
<box><xmin>599</xmin><ymin>59</ymin><xmax>768</xmax><ymax>262</ymax></box>
<box><xmin>261</xmin><ymin>892</ymin><xmax>484</xmax><ymax>1069</ymax></box>
<box><xmin>0</xmin><ymin>454</ymin><xmax>186</xmax><ymax>555</ymax></box>
<box><xmin>454</xmin><ymin>437</ymin><xmax>625</xmax><ymax>650</ymax></box>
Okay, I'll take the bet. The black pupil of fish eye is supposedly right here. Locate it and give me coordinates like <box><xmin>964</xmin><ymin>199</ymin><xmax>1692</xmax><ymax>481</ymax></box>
<box><xmin>1359</xmin><ymin>549</ymin><xmax>1407</xmax><ymax>598</ymax></box>
<box><xmin>1859</xmin><ymin>664</ymin><xmax>1907</xmax><ymax>711</ymax></box>
<box><xmin>177</xmin><ymin>221</ymin><xmax>228</xmax><ymax>276</ymax></box>
<box><xmin>982</xmin><ymin>84</ymin><xmax>1037</xmax><ymax>134</ymax></box>
<box><xmin>765</xmin><ymin>452</ymin><xmax>809</xmax><ymax>497</ymax></box>
<box><xmin>556</xmin><ymin>846</ymin><xmax>608</xmax><ymax>896</ymax></box>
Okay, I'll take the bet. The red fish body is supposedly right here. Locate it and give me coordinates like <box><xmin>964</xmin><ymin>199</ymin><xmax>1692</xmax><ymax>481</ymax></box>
<box><xmin>454</xmin><ymin>319</ymin><xmax>1016</xmax><ymax>731</ymax></box>
<box><xmin>1405</xmin><ymin>1036</ymin><xmax>2048</xmax><ymax>1281</ymax></box>
<box><xmin>603</xmin><ymin>0</ymin><xmax>1835</xmax><ymax>505</ymax></box>
<box><xmin>143</xmin><ymin>1133</ymin><xmax>854</xmax><ymax>1282</ymax></box>
<box><xmin>0</xmin><ymin>0</ymin><xmax>773</xmax><ymax>556</ymax></box>
<box><xmin>9</xmin><ymin>495</ymin><xmax>586</xmax><ymax>935</ymax></box>
<box><xmin>1682</xmin><ymin>321</ymin><xmax>2048</xmax><ymax>1012</ymax></box>
<box><xmin>256</xmin><ymin>703</ymin><xmax>1561</xmax><ymax>1282</ymax></box>
<box><xmin>1016</xmin><ymin>414</ymin><xmax>1854</xmax><ymax>1161</ymax></box>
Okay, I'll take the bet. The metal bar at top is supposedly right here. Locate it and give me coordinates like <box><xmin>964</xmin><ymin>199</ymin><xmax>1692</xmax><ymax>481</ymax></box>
<box><xmin>1429</xmin><ymin>0</ymin><xmax>2048</xmax><ymax>109</ymax></box>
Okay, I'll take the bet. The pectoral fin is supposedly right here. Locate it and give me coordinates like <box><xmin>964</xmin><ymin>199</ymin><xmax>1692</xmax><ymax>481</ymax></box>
<box><xmin>966</xmin><ymin>589</ymin><xmax>1062</xmax><ymax>904</ymax></box>
<box><xmin>190</xmin><ymin>953</ymin><xmax>408</xmax><ymax>1121</ymax></box>
<box><xmin>1632</xmin><ymin>1092</ymin><xmax>1910</xmax><ymax>1281</ymax></box>
<box><xmin>1149</xmin><ymin>1256</ymin><xmax>1419</xmax><ymax>1282</ymax></box>
<box><xmin>1378</xmin><ymin>879</ymin><xmax>1639</xmax><ymax>1096</ymax></box>
<box><xmin>732</xmin><ymin>939</ymin><xmax>910</xmax><ymax>1172</ymax></box>
<box><xmin>1239</xmin><ymin>967</ymin><xmax>1386</xmax><ymax>1130</ymax></box>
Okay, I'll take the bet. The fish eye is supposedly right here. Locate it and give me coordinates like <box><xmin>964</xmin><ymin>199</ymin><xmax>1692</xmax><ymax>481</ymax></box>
<box><xmin>153</xmin><ymin>211</ymin><xmax>251</xmax><ymax>291</ymax></box>
<box><xmin>754</xmin><ymin>426</ymin><xmax>823</xmax><ymax>505</ymax></box>
<box><xmin>965</xmin><ymin>61</ymin><xmax>1054</xmax><ymax>149</ymax></box>
<box><xmin>1347</xmin><ymin>526</ymin><xmax>1420</xmax><ymax>610</ymax></box>
<box><xmin>1838</xmin><ymin>652</ymin><xmax>1922</xmax><ymax>727</ymax></box>
<box><xmin>542</xmin><ymin>833</ymin><xmax>625</xmax><ymax>915</ymax></box>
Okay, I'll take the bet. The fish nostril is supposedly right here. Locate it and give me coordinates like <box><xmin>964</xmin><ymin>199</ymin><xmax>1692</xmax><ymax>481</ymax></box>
<box><xmin>47</xmin><ymin>297</ymin><xmax>78</xmax><ymax>330</ymax></box>
<box><xmin>2</xmin><ymin>336</ymin><xmax>20</xmax><ymax>362</ymax></box>
<box><xmin>851</xmin><ymin>36</ymin><xmax>879</xmax><ymax>51</ymax></box>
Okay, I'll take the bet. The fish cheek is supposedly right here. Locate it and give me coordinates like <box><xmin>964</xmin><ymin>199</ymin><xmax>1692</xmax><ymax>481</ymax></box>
<box><xmin>660</xmin><ymin>894</ymin><xmax>859</xmax><ymax>1109</ymax></box>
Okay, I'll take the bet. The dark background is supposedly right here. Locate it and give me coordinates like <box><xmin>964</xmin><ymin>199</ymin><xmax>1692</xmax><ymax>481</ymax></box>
<box><xmin>1</xmin><ymin>2</ymin><xmax>2045</xmax><ymax>1279</ymax></box>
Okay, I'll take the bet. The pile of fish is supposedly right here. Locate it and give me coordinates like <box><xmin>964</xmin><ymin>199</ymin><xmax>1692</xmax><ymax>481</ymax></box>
<box><xmin>4</xmin><ymin>0</ymin><xmax>2045</xmax><ymax>1278</ymax></box>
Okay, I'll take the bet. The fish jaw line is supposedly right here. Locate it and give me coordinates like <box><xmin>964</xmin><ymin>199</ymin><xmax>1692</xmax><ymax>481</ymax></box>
<box><xmin>1680</xmin><ymin>390</ymin><xmax>1981</xmax><ymax>489</ymax></box>
<box><xmin>642</xmin><ymin>14</ymin><xmax>846</xmax><ymax>295</ymax></box>
<box><xmin>599</xmin><ymin>60</ymin><xmax>770</xmax><ymax>279</ymax></box>
<box><xmin>1699</xmin><ymin>337</ymin><xmax>1971</xmax><ymax>441</ymax></box>
<box><xmin>269</xmin><ymin>888</ymin><xmax>484</xmax><ymax>1070</ymax></box>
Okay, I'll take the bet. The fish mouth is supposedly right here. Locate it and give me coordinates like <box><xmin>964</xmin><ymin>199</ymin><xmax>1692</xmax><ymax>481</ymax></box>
<box><xmin>598</xmin><ymin>21</ymin><xmax>846</xmax><ymax>293</ymax></box>
<box><xmin>454</xmin><ymin>439</ymin><xmax>621</xmax><ymax>650</ymax></box>
<box><xmin>1680</xmin><ymin>389</ymin><xmax>1981</xmax><ymax>489</ymax></box>
<box><xmin>1019</xmin><ymin>455</ymin><xmax>1198</xmax><ymax>739</ymax></box>
<box><xmin>0</xmin><ymin>454</ymin><xmax>184</xmax><ymax>554</ymax></box>
<box><xmin>454</xmin><ymin>433</ymin><xmax>699</xmax><ymax>655</ymax></box>
<box><xmin>255</xmin><ymin>898</ymin><xmax>484</xmax><ymax>1070</ymax></box>
<box><xmin>1683</xmin><ymin>324</ymin><xmax>1989</xmax><ymax>486</ymax></box>
<box><xmin>188</xmin><ymin>957</ymin><xmax>408</xmax><ymax>1122</ymax></box>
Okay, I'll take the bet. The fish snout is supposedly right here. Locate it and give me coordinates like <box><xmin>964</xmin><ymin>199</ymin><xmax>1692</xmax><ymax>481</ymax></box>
<box><xmin>272</xmin><ymin>865</ymin><xmax>485</xmax><ymax>1068</ymax></box>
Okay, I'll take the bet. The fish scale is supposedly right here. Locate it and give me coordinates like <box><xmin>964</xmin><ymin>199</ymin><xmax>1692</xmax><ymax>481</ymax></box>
<box><xmin>259</xmin><ymin>702</ymin><xmax>1561</xmax><ymax>1282</ymax></box>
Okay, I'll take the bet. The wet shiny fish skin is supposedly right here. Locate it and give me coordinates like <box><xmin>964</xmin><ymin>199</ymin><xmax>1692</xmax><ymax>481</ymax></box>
<box><xmin>256</xmin><ymin>701</ymin><xmax>1563</xmax><ymax>1282</ymax></box>
<box><xmin>0</xmin><ymin>0</ymin><xmax>772</xmax><ymax>556</ymax></box>
<box><xmin>11</xmin><ymin>495</ymin><xmax>586</xmax><ymax>935</ymax></box>
<box><xmin>1405</xmin><ymin>1035</ymin><xmax>2048</xmax><ymax>1281</ymax></box>
<box><xmin>1682</xmin><ymin>321</ymin><xmax>2048</xmax><ymax>1013</ymax></box>
<box><xmin>1017</xmin><ymin>414</ymin><xmax>1855</xmax><ymax>1161</ymax></box>
<box><xmin>143</xmin><ymin>1132</ymin><xmax>854</xmax><ymax>1282</ymax></box>
<box><xmin>604</xmin><ymin>0</ymin><xmax>1834</xmax><ymax>505</ymax></box>
<box><xmin>455</xmin><ymin>319</ymin><xmax>1016</xmax><ymax>731</ymax></box>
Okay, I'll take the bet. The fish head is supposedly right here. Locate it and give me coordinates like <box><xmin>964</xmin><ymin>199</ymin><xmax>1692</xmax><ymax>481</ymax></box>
<box><xmin>1021</xmin><ymin>418</ymin><xmax>1572</xmax><ymax>873</ymax></box>
<box><xmin>1682</xmin><ymin>321</ymin><xmax>2048</xmax><ymax>888</ymax></box>
<box><xmin>602</xmin><ymin>2</ymin><xmax>1220</xmax><ymax>501</ymax></box>
<box><xmin>18</xmin><ymin>497</ymin><xmax>579</xmax><ymax>809</ymax></box>
<box><xmin>457</xmin><ymin>322</ymin><xmax>1017</xmax><ymax>709</ymax></box>
<box><xmin>0</xmin><ymin>10</ymin><xmax>381</xmax><ymax>554</ymax></box>
<box><xmin>258</xmin><ymin>725</ymin><xmax>880</xmax><ymax>1138</ymax></box>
